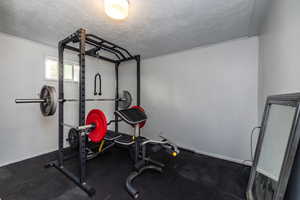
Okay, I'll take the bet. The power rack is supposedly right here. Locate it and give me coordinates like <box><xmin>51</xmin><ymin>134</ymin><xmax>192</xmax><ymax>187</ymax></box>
<box><xmin>46</xmin><ymin>28</ymin><xmax>140</xmax><ymax>196</ymax></box>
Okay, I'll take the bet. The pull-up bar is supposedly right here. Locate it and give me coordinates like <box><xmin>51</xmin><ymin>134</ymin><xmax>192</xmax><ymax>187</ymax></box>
<box><xmin>61</xmin><ymin>29</ymin><xmax>137</xmax><ymax>63</ymax></box>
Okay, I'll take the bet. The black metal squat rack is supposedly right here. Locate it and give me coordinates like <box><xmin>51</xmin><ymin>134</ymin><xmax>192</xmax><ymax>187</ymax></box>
<box><xmin>46</xmin><ymin>28</ymin><xmax>140</xmax><ymax>196</ymax></box>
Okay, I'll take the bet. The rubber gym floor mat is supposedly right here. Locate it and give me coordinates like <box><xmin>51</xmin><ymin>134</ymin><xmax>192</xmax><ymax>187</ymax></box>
<box><xmin>0</xmin><ymin>147</ymin><xmax>250</xmax><ymax>200</ymax></box>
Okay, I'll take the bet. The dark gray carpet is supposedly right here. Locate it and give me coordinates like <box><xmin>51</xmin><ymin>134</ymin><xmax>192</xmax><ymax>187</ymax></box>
<box><xmin>0</xmin><ymin>147</ymin><xmax>250</xmax><ymax>200</ymax></box>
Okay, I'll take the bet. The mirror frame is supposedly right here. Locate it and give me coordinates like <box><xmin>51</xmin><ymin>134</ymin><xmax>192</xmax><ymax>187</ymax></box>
<box><xmin>247</xmin><ymin>93</ymin><xmax>300</xmax><ymax>200</ymax></box>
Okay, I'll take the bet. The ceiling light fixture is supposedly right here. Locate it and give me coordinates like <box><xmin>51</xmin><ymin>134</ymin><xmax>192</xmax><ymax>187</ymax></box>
<box><xmin>104</xmin><ymin>0</ymin><xmax>129</xmax><ymax>20</ymax></box>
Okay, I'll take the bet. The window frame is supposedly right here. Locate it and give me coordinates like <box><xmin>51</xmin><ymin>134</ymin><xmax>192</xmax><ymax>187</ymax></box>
<box><xmin>44</xmin><ymin>56</ymin><xmax>79</xmax><ymax>83</ymax></box>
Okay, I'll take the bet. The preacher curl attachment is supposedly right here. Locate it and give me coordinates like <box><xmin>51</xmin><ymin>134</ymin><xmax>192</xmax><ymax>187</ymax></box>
<box><xmin>131</xmin><ymin>106</ymin><xmax>146</xmax><ymax>128</ymax></box>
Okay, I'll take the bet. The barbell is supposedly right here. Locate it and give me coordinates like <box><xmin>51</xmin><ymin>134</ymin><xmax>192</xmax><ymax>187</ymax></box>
<box><xmin>67</xmin><ymin>106</ymin><xmax>147</xmax><ymax>147</ymax></box>
<box><xmin>15</xmin><ymin>85</ymin><xmax>133</xmax><ymax>116</ymax></box>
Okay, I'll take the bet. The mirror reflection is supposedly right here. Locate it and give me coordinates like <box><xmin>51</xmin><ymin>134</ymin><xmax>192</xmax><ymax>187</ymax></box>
<box><xmin>257</xmin><ymin>104</ymin><xmax>296</xmax><ymax>181</ymax></box>
<box><xmin>252</xmin><ymin>104</ymin><xmax>296</xmax><ymax>200</ymax></box>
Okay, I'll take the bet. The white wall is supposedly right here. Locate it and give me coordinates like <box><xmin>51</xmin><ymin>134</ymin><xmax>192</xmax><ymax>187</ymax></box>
<box><xmin>0</xmin><ymin>32</ymin><xmax>116</xmax><ymax>167</ymax></box>
<box><xmin>257</xmin><ymin>0</ymin><xmax>300</xmax><ymax>198</ymax></box>
<box><xmin>139</xmin><ymin>37</ymin><xmax>259</xmax><ymax>163</ymax></box>
<box><xmin>0</xmin><ymin>32</ymin><xmax>259</xmax><ymax>167</ymax></box>
<box><xmin>258</xmin><ymin>0</ymin><xmax>300</xmax><ymax>116</ymax></box>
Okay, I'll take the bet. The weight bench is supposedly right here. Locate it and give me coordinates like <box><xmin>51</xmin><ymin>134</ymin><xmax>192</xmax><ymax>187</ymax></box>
<box><xmin>115</xmin><ymin>107</ymin><xmax>180</xmax><ymax>199</ymax></box>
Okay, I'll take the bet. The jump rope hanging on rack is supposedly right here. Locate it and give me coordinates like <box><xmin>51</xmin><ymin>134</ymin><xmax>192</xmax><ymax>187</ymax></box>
<box><xmin>94</xmin><ymin>73</ymin><xmax>102</xmax><ymax>96</ymax></box>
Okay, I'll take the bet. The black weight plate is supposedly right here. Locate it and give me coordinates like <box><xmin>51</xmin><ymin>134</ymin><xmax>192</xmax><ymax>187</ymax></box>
<box><xmin>68</xmin><ymin>128</ymin><xmax>79</xmax><ymax>149</ymax></box>
<box><xmin>39</xmin><ymin>85</ymin><xmax>57</xmax><ymax>116</ymax></box>
<box><xmin>119</xmin><ymin>90</ymin><xmax>132</xmax><ymax>109</ymax></box>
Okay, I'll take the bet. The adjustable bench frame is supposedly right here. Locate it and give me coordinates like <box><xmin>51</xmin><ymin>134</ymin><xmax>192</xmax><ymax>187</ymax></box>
<box><xmin>115</xmin><ymin>108</ymin><xmax>180</xmax><ymax>199</ymax></box>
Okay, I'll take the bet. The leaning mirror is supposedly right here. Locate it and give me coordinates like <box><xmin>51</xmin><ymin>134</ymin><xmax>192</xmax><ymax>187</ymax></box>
<box><xmin>247</xmin><ymin>93</ymin><xmax>300</xmax><ymax>200</ymax></box>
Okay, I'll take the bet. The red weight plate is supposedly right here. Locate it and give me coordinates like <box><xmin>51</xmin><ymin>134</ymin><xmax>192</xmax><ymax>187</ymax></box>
<box><xmin>86</xmin><ymin>109</ymin><xmax>108</xmax><ymax>143</ymax></box>
<box><xmin>131</xmin><ymin>106</ymin><xmax>146</xmax><ymax>128</ymax></box>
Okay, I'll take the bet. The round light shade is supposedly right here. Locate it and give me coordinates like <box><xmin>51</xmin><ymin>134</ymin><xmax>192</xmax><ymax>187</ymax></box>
<box><xmin>104</xmin><ymin>0</ymin><xmax>129</xmax><ymax>20</ymax></box>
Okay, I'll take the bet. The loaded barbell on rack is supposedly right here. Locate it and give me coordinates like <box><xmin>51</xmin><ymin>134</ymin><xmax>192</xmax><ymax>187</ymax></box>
<box><xmin>15</xmin><ymin>85</ymin><xmax>132</xmax><ymax>116</ymax></box>
<box><xmin>67</xmin><ymin>107</ymin><xmax>149</xmax><ymax>150</ymax></box>
<box><xmin>67</xmin><ymin>109</ymin><xmax>108</xmax><ymax>148</ymax></box>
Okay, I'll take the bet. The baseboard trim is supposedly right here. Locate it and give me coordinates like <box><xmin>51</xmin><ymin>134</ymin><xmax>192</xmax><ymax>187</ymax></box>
<box><xmin>0</xmin><ymin>148</ymin><xmax>58</xmax><ymax>168</ymax></box>
<box><xmin>179</xmin><ymin>146</ymin><xmax>253</xmax><ymax>167</ymax></box>
<box><xmin>1</xmin><ymin>141</ymin><xmax>253</xmax><ymax>168</ymax></box>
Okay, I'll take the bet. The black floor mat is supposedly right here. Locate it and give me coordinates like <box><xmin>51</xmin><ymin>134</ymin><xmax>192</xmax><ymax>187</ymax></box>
<box><xmin>0</xmin><ymin>147</ymin><xmax>250</xmax><ymax>200</ymax></box>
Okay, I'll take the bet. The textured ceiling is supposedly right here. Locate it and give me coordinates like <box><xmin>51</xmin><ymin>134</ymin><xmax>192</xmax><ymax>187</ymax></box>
<box><xmin>0</xmin><ymin>0</ymin><xmax>270</xmax><ymax>58</ymax></box>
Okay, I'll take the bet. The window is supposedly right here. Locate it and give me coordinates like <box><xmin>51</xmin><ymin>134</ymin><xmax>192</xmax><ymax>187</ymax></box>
<box><xmin>45</xmin><ymin>58</ymin><xmax>79</xmax><ymax>82</ymax></box>
<box><xmin>45</xmin><ymin>59</ymin><xmax>58</xmax><ymax>80</ymax></box>
<box><xmin>73</xmin><ymin>64</ymin><xmax>79</xmax><ymax>82</ymax></box>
